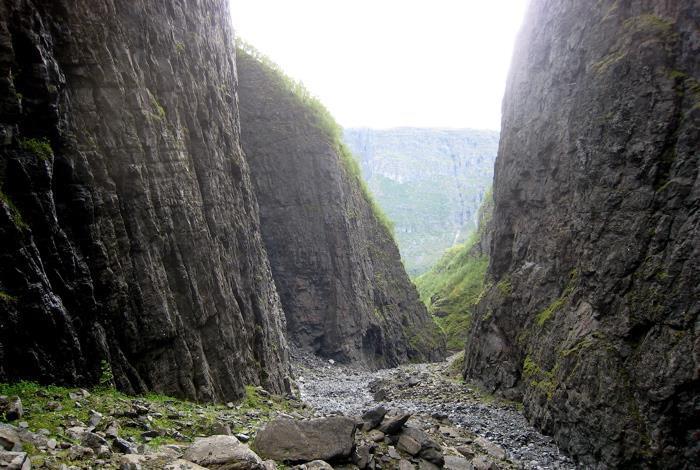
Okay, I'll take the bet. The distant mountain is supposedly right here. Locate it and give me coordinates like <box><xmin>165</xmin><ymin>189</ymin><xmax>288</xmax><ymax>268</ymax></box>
<box><xmin>344</xmin><ymin>128</ymin><xmax>499</xmax><ymax>276</ymax></box>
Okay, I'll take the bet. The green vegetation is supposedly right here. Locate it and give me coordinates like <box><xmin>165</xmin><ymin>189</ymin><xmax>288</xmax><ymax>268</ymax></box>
<box><xmin>148</xmin><ymin>91</ymin><xmax>166</xmax><ymax>120</ymax></box>
<box><xmin>522</xmin><ymin>355</ymin><xmax>557</xmax><ymax>400</ymax></box>
<box><xmin>236</xmin><ymin>41</ymin><xmax>395</xmax><ymax>236</ymax></box>
<box><xmin>415</xmin><ymin>192</ymin><xmax>492</xmax><ymax>350</ymax></box>
<box><xmin>19</xmin><ymin>137</ymin><xmax>53</xmax><ymax>160</ymax></box>
<box><xmin>0</xmin><ymin>290</ymin><xmax>17</xmax><ymax>302</ymax></box>
<box><xmin>535</xmin><ymin>269</ymin><xmax>578</xmax><ymax>326</ymax></box>
<box><xmin>0</xmin><ymin>380</ymin><xmax>295</xmax><ymax>460</ymax></box>
<box><xmin>0</xmin><ymin>187</ymin><xmax>28</xmax><ymax>230</ymax></box>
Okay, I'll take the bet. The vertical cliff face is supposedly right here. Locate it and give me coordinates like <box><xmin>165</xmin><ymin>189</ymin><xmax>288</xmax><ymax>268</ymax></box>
<box><xmin>0</xmin><ymin>0</ymin><xmax>290</xmax><ymax>401</ymax></box>
<box><xmin>464</xmin><ymin>0</ymin><xmax>698</xmax><ymax>467</ymax></box>
<box><xmin>237</xmin><ymin>50</ymin><xmax>445</xmax><ymax>367</ymax></box>
<box><xmin>344</xmin><ymin>128</ymin><xmax>498</xmax><ymax>276</ymax></box>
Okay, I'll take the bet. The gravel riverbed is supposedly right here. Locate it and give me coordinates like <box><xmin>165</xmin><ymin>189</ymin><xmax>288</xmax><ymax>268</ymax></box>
<box><xmin>293</xmin><ymin>351</ymin><xmax>577</xmax><ymax>470</ymax></box>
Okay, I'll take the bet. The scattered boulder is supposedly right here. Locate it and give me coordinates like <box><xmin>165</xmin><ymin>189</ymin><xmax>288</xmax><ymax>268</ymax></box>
<box><xmin>444</xmin><ymin>455</ymin><xmax>473</xmax><ymax>470</ymax></box>
<box><xmin>254</xmin><ymin>417</ymin><xmax>356</xmax><ymax>462</ymax></box>
<box><xmin>398</xmin><ymin>427</ymin><xmax>443</xmax><ymax>465</ymax></box>
<box><xmin>211</xmin><ymin>422</ymin><xmax>232</xmax><ymax>436</ymax></box>
<box><xmin>471</xmin><ymin>456</ymin><xmax>499</xmax><ymax>470</ymax></box>
<box><xmin>368</xmin><ymin>430</ymin><xmax>385</xmax><ymax>443</ymax></box>
<box><xmin>361</xmin><ymin>406</ymin><xmax>387</xmax><ymax>431</ymax></box>
<box><xmin>113</xmin><ymin>437</ymin><xmax>138</xmax><ymax>454</ymax></box>
<box><xmin>3</xmin><ymin>398</ymin><xmax>22</xmax><ymax>421</ymax></box>
<box><xmin>88</xmin><ymin>410</ymin><xmax>103</xmax><ymax>429</ymax></box>
<box><xmin>473</xmin><ymin>437</ymin><xmax>505</xmax><ymax>460</ymax></box>
<box><xmin>399</xmin><ymin>459</ymin><xmax>415</xmax><ymax>470</ymax></box>
<box><xmin>378</xmin><ymin>412</ymin><xmax>411</xmax><ymax>435</ymax></box>
<box><xmin>183</xmin><ymin>435</ymin><xmax>263</xmax><ymax>469</ymax></box>
<box><xmin>82</xmin><ymin>431</ymin><xmax>109</xmax><ymax>450</ymax></box>
<box><xmin>419</xmin><ymin>459</ymin><xmax>440</xmax><ymax>470</ymax></box>
<box><xmin>0</xmin><ymin>424</ymin><xmax>21</xmax><ymax>451</ymax></box>
<box><xmin>293</xmin><ymin>460</ymin><xmax>334</xmax><ymax>470</ymax></box>
<box><xmin>0</xmin><ymin>451</ymin><xmax>30</xmax><ymax>470</ymax></box>
<box><xmin>353</xmin><ymin>445</ymin><xmax>372</xmax><ymax>469</ymax></box>
<box><xmin>163</xmin><ymin>459</ymin><xmax>208</xmax><ymax>469</ymax></box>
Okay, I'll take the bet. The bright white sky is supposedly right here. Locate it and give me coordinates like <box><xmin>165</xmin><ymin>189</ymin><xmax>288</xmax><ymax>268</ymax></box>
<box><xmin>228</xmin><ymin>1</ymin><xmax>528</xmax><ymax>130</ymax></box>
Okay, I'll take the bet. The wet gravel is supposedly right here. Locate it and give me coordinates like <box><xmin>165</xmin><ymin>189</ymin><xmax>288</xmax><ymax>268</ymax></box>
<box><xmin>293</xmin><ymin>351</ymin><xmax>577</xmax><ymax>470</ymax></box>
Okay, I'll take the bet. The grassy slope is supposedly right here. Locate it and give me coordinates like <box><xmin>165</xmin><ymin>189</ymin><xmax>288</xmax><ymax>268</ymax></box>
<box><xmin>415</xmin><ymin>190</ymin><xmax>492</xmax><ymax>350</ymax></box>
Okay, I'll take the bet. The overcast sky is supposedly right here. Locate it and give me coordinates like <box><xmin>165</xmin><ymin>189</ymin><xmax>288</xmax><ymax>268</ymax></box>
<box><xmin>229</xmin><ymin>1</ymin><xmax>528</xmax><ymax>130</ymax></box>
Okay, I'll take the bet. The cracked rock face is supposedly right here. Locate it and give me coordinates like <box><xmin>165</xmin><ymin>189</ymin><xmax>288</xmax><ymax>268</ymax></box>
<box><xmin>464</xmin><ymin>0</ymin><xmax>698</xmax><ymax>467</ymax></box>
<box><xmin>0</xmin><ymin>0</ymin><xmax>290</xmax><ymax>401</ymax></box>
<box><xmin>237</xmin><ymin>51</ymin><xmax>445</xmax><ymax>368</ymax></box>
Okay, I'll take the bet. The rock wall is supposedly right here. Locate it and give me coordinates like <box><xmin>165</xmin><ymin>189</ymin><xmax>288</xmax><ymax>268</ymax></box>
<box><xmin>237</xmin><ymin>49</ymin><xmax>445</xmax><ymax>367</ymax></box>
<box><xmin>464</xmin><ymin>0</ymin><xmax>698</xmax><ymax>467</ymax></box>
<box><xmin>344</xmin><ymin>128</ymin><xmax>498</xmax><ymax>276</ymax></box>
<box><xmin>0</xmin><ymin>0</ymin><xmax>290</xmax><ymax>401</ymax></box>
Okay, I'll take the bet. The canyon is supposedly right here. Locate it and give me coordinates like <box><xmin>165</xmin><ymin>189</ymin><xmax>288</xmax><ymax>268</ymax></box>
<box><xmin>0</xmin><ymin>0</ymin><xmax>697</xmax><ymax>469</ymax></box>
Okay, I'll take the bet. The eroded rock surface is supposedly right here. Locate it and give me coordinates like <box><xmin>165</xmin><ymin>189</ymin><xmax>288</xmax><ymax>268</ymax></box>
<box><xmin>237</xmin><ymin>48</ymin><xmax>445</xmax><ymax>367</ymax></box>
<box><xmin>0</xmin><ymin>0</ymin><xmax>290</xmax><ymax>400</ymax></box>
<box><xmin>464</xmin><ymin>0</ymin><xmax>699</xmax><ymax>467</ymax></box>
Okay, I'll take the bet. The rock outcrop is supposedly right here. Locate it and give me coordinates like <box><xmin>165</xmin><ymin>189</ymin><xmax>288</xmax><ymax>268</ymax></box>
<box><xmin>464</xmin><ymin>0</ymin><xmax>698</xmax><ymax>467</ymax></box>
<box><xmin>237</xmin><ymin>48</ymin><xmax>445</xmax><ymax>367</ymax></box>
<box><xmin>0</xmin><ymin>0</ymin><xmax>290</xmax><ymax>401</ymax></box>
<box><xmin>344</xmin><ymin>128</ymin><xmax>498</xmax><ymax>276</ymax></box>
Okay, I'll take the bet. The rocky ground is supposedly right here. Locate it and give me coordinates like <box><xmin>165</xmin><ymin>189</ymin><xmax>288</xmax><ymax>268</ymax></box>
<box><xmin>295</xmin><ymin>351</ymin><xmax>576</xmax><ymax>470</ymax></box>
<box><xmin>0</xmin><ymin>353</ymin><xmax>576</xmax><ymax>470</ymax></box>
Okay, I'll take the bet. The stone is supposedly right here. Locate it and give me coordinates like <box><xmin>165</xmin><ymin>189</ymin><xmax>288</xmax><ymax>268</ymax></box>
<box><xmin>82</xmin><ymin>431</ymin><xmax>108</xmax><ymax>450</ymax></box>
<box><xmin>462</xmin><ymin>0</ymin><xmax>699</xmax><ymax>468</ymax></box>
<box><xmin>444</xmin><ymin>455</ymin><xmax>473</xmax><ymax>470</ymax></box>
<box><xmin>456</xmin><ymin>446</ymin><xmax>475</xmax><ymax>460</ymax></box>
<box><xmin>0</xmin><ymin>451</ymin><xmax>30</xmax><ymax>470</ymax></box>
<box><xmin>378</xmin><ymin>413</ymin><xmax>411</xmax><ymax>435</ymax></box>
<box><xmin>87</xmin><ymin>410</ymin><xmax>102</xmax><ymax>429</ymax></box>
<box><xmin>0</xmin><ymin>425</ymin><xmax>21</xmax><ymax>451</ymax></box>
<box><xmin>238</xmin><ymin>49</ymin><xmax>446</xmax><ymax>368</ymax></box>
<box><xmin>397</xmin><ymin>434</ymin><xmax>422</xmax><ymax>456</ymax></box>
<box><xmin>47</xmin><ymin>439</ymin><xmax>57</xmax><ymax>450</ymax></box>
<box><xmin>0</xmin><ymin>0</ymin><xmax>291</xmax><ymax>402</ymax></box>
<box><xmin>418</xmin><ymin>459</ymin><xmax>440</xmax><ymax>470</ymax></box>
<box><xmin>368</xmin><ymin>430</ymin><xmax>385</xmax><ymax>443</ymax></box>
<box><xmin>254</xmin><ymin>417</ymin><xmax>356</xmax><ymax>462</ymax></box>
<box><xmin>353</xmin><ymin>445</ymin><xmax>372</xmax><ymax>469</ymax></box>
<box><xmin>235</xmin><ymin>433</ymin><xmax>250</xmax><ymax>443</ymax></box>
<box><xmin>183</xmin><ymin>435</ymin><xmax>263</xmax><ymax>469</ymax></box>
<box><xmin>473</xmin><ymin>438</ymin><xmax>505</xmax><ymax>460</ymax></box>
<box><xmin>211</xmin><ymin>423</ymin><xmax>232</xmax><ymax>436</ymax></box>
<box><xmin>4</xmin><ymin>398</ymin><xmax>22</xmax><ymax>421</ymax></box>
<box><xmin>295</xmin><ymin>461</ymin><xmax>333</xmax><ymax>470</ymax></box>
<box><xmin>399</xmin><ymin>459</ymin><xmax>415</xmax><ymax>470</ymax></box>
<box><xmin>68</xmin><ymin>445</ymin><xmax>94</xmax><ymax>460</ymax></box>
<box><xmin>471</xmin><ymin>456</ymin><xmax>498</xmax><ymax>470</ymax></box>
<box><xmin>361</xmin><ymin>406</ymin><xmax>388</xmax><ymax>431</ymax></box>
<box><xmin>388</xmin><ymin>446</ymin><xmax>400</xmax><ymax>459</ymax></box>
<box><xmin>113</xmin><ymin>437</ymin><xmax>138</xmax><ymax>454</ymax></box>
<box><xmin>119</xmin><ymin>454</ymin><xmax>174</xmax><ymax>470</ymax></box>
<box><xmin>163</xmin><ymin>459</ymin><xmax>208</xmax><ymax>470</ymax></box>
<box><xmin>407</xmin><ymin>377</ymin><xmax>421</xmax><ymax>387</ymax></box>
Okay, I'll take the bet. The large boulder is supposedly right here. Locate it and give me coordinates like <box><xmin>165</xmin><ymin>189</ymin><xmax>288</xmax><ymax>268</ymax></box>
<box><xmin>398</xmin><ymin>427</ymin><xmax>444</xmax><ymax>466</ymax></box>
<box><xmin>0</xmin><ymin>452</ymin><xmax>30</xmax><ymax>470</ymax></box>
<box><xmin>378</xmin><ymin>412</ymin><xmax>411</xmax><ymax>435</ymax></box>
<box><xmin>0</xmin><ymin>424</ymin><xmax>21</xmax><ymax>451</ymax></box>
<box><xmin>183</xmin><ymin>435</ymin><xmax>263</xmax><ymax>470</ymax></box>
<box><xmin>254</xmin><ymin>417</ymin><xmax>356</xmax><ymax>462</ymax></box>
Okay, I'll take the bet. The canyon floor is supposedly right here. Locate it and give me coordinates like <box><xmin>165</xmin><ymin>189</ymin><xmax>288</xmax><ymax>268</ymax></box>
<box><xmin>295</xmin><ymin>351</ymin><xmax>576</xmax><ymax>470</ymax></box>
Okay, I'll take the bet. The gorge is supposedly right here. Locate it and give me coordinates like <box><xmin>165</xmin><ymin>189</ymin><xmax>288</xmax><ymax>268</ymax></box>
<box><xmin>0</xmin><ymin>0</ymin><xmax>697</xmax><ymax>469</ymax></box>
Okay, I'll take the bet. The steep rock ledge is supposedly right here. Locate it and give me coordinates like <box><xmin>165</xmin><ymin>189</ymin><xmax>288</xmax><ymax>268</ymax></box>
<box><xmin>464</xmin><ymin>0</ymin><xmax>698</xmax><ymax>467</ymax></box>
<box><xmin>237</xmin><ymin>49</ymin><xmax>445</xmax><ymax>367</ymax></box>
<box><xmin>0</xmin><ymin>0</ymin><xmax>290</xmax><ymax>401</ymax></box>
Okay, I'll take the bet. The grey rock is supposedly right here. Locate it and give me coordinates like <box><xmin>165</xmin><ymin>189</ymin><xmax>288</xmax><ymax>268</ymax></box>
<box><xmin>183</xmin><ymin>435</ymin><xmax>263</xmax><ymax>469</ymax></box>
<box><xmin>235</xmin><ymin>433</ymin><xmax>250</xmax><ymax>443</ymax></box>
<box><xmin>82</xmin><ymin>432</ymin><xmax>108</xmax><ymax>450</ymax></box>
<box><xmin>0</xmin><ymin>0</ymin><xmax>290</xmax><ymax>401</ymax></box>
<box><xmin>444</xmin><ymin>455</ymin><xmax>473</xmax><ymax>470</ymax></box>
<box><xmin>353</xmin><ymin>445</ymin><xmax>372</xmax><ymax>469</ymax></box>
<box><xmin>397</xmin><ymin>434</ymin><xmax>422</xmax><ymax>456</ymax></box>
<box><xmin>473</xmin><ymin>438</ymin><xmax>504</xmax><ymax>461</ymax></box>
<box><xmin>4</xmin><ymin>398</ymin><xmax>22</xmax><ymax>421</ymax></box>
<box><xmin>0</xmin><ymin>451</ymin><xmax>30</xmax><ymax>470</ymax></box>
<box><xmin>293</xmin><ymin>461</ymin><xmax>334</xmax><ymax>470</ymax></box>
<box><xmin>418</xmin><ymin>459</ymin><xmax>440</xmax><ymax>470</ymax></box>
<box><xmin>361</xmin><ymin>406</ymin><xmax>388</xmax><ymax>431</ymax></box>
<box><xmin>211</xmin><ymin>423</ymin><xmax>232</xmax><ymax>436</ymax></box>
<box><xmin>254</xmin><ymin>416</ymin><xmax>356</xmax><ymax>462</ymax></box>
<box><xmin>378</xmin><ymin>413</ymin><xmax>411</xmax><ymax>435</ymax></box>
<box><xmin>471</xmin><ymin>456</ymin><xmax>498</xmax><ymax>470</ymax></box>
<box><xmin>0</xmin><ymin>425</ymin><xmax>20</xmax><ymax>451</ymax></box>
<box><xmin>113</xmin><ymin>437</ymin><xmax>138</xmax><ymax>454</ymax></box>
<box><xmin>87</xmin><ymin>410</ymin><xmax>102</xmax><ymax>429</ymax></box>
<box><xmin>368</xmin><ymin>430</ymin><xmax>385</xmax><ymax>443</ymax></box>
<box><xmin>463</xmin><ymin>0</ymin><xmax>699</xmax><ymax>468</ymax></box>
<box><xmin>163</xmin><ymin>460</ymin><xmax>208</xmax><ymax>470</ymax></box>
<box><xmin>238</xmin><ymin>49</ymin><xmax>445</xmax><ymax>367</ymax></box>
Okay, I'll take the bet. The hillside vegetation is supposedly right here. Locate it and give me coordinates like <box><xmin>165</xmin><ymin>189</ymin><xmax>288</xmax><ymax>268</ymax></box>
<box><xmin>416</xmin><ymin>191</ymin><xmax>493</xmax><ymax>350</ymax></box>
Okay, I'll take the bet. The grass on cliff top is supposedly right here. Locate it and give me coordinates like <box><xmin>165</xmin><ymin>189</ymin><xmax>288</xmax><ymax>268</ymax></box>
<box><xmin>236</xmin><ymin>40</ymin><xmax>395</xmax><ymax>237</ymax></box>
<box><xmin>0</xmin><ymin>380</ymin><xmax>295</xmax><ymax>459</ymax></box>
<box><xmin>415</xmin><ymin>190</ymin><xmax>492</xmax><ymax>350</ymax></box>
